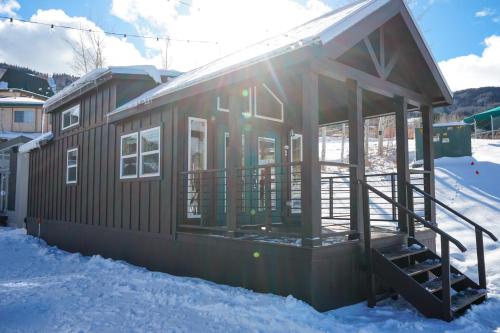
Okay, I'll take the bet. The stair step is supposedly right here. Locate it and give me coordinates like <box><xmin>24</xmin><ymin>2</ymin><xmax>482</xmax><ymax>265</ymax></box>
<box><xmin>381</xmin><ymin>245</ymin><xmax>428</xmax><ymax>260</ymax></box>
<box><xmin>401</xmin><ymin>259</ymin><xmax>441</xmax><ymax>276</ymax></box>
<box><xmin>422</xmin><ymin>274</ymin><xmax>466</xmax><ymax>293</ymax></box>
<box><xmin>451</xmin><ymin>288</ymin><xmax>487</xmax><ymax>312</ymax></box>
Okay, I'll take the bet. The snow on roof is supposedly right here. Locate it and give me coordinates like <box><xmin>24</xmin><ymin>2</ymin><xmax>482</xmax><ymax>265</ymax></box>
<box><xmin>0</xmin><ymin>96</ymin><xmax>45</xmax><ymax>105</ymax></box>
<box><xmin>112</xmin><ymin>0</ymin><xmax>389</xmax><ymax>115</ymax></box>
<box><xmin>433</xmin><ymin>121</ymin><xmax>469</xmax><ymax>128</ymax></box>
<box><xmin>18</xmin><ymin>131</ymin><xmax>54</xmax><ymax>153</ymax></box>
<box><xmin>0</xmin><ymin>131</ymin><xmax>43</xmax><ymax>141</ymax></box>
<box><xmin>44</xmin><ymin>65</ymin><xmax>164</xmax><ymax>110</ymax></box>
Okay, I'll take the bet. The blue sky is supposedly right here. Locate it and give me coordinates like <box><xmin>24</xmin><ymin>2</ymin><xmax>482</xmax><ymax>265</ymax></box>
<box><xmin>1</xmin><ymin>0</ymin><xmax>500</xmax><ymax>90</ymax></box>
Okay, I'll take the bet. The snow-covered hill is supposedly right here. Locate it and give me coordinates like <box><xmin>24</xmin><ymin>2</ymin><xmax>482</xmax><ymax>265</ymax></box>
<box><xmin>0</xmin><ymin>140</ymin><xmax>499</xmax><ymax>332</ymax></box>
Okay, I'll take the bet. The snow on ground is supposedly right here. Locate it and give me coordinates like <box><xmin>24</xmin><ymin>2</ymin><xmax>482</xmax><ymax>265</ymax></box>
<box><xmin>1</xmin><ymin>140</ymin><xmax>500</xmax><ymax>332</ymax></box>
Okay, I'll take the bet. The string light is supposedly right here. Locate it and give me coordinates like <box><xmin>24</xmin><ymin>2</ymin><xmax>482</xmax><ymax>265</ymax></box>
<box><xmin>0</xmin><ymin>15</ymin><xmax>218</xmax><ymax>45</ymax></box>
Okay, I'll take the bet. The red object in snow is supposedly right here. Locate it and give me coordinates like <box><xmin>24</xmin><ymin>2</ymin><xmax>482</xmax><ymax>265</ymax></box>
<box><xmin>471</xmin><ymin>161</ymin><xmax>475</xmax><ymax>166</ymax></box>
<box><xmin>475</xmin><ymin>170</ymin><xmax>479</xmax><ymax>175</ymax></box>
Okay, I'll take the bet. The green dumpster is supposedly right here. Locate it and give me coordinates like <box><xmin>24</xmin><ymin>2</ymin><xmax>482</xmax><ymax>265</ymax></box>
<box><xmin>415</xmin><ymin>122</ymin><xmax>472</xmax><ymax>160</ymax></box>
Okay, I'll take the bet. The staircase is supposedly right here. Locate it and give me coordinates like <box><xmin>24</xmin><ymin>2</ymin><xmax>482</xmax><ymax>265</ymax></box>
<box><xmin>359</xmin><ymin>179</ymin><xmax>498</xmax><ymax>321</ymax></box>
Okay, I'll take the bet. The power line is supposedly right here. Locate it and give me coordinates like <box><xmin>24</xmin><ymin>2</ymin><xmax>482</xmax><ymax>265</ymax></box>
<box><xmin>0</xmin><ymin>15</ymin><xmax>218</xmax><ymax>45</ymax></box>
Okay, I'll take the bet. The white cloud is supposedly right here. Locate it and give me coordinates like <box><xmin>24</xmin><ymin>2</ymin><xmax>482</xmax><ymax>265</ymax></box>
<box><xmin>0</xmin><ymin>8</ymin><xmax>160</xmax><ymax>75</ymax></box>
<box><xmin>0</xmin><ymin>0</ymin><xmax>20</xmax><ymax>17</ymax></box>
<box><xmin>475</xmin><ymin>8</ymin><xmax>495</xmax><ymax>18</ymax></box>
<box><xmin>439</xmin><ymin>35</ymin><xmax>500</xmax><ymax>91</ymax></box>
<box><xmin>110</xmin><ymin>0</ymin><xmax>334</xmax><ymax>71</ymax></box>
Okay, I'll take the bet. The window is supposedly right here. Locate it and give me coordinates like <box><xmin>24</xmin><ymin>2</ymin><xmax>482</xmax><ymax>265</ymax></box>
<box><xmin>14</xmin><ymin>110</ymin><xmax>35</xmax><ymax>123</ymax></box>
<box><xmin>66</xmin><ymin>148</ymin><xmax>78</xmax><ymax>184</ymax></box>
<box><xmin>140</xmin><ymin>127</ymin><xmax>160</xmax><ymax>177</ymax></box>
<box><xmin>254</xmin><ymin>83</ymin><xmax>284</xmax><ymax>122</ymax></box>
<box><xmin>257</xmin><ymin>137</ymin><xmax>277</xmax><ymax>211</ymax></box>
<box><xmin>187</xmin><ymin>117</ymin><xmax>207</xmax><ymax>218</ymax></box>
<box><xmin>120</xmin><ymin>132</ymin><xmax>138</xmax><ymax>179</ymax></box>
<box><xmin>62</xmin><ymin>104</ymin><xmax>80</xmax><ymax>130</ymax></box>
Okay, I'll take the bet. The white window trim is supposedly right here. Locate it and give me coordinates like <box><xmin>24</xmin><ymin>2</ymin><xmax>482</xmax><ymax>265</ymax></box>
<box><xmin>139</xmin><ymin>127</ymin><xmax>161</xmax><ymax>177</ymax></box>
<box><xmin>216</xmin><ymin>96</ymin><xmax>229</xmax><ymax>112</ymax></box>
<box><xmin>61</xmin><ymin>104</ymin><xmax>80</xmax><ymax>130</ymax></box>
<box><xmin>66</xmin><ymin>148</ymin><xmax>78</xmax><ymax>184</ymax></box>
<box><xmin>216</xmin><ymin>87</ymin><xmax>253</xmax><ymax>115</ymax></box>
<box><xmin>254</xmin><ymin>83</ymin><xmax>284</xmax><ymax>123</ymax></box>
<box><xmin>187</xmin><ymin>117</ymin><xmax>208</xmax><ymax>218</ymax></box>
<box><xmin>290</xmin><ymin>133</ymin><xmax>303</xmax><ymax>162</ymax></box>
<box><xmin>120</xmin><ymin>132</ymin><xmax>139</xmax><ymax>179</ymax></box>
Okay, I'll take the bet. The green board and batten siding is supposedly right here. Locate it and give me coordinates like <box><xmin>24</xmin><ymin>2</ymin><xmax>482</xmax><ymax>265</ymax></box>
<box><xmin>415</xmin><ymin>123</ymin><xmax>472</xmax><ymax>160</ymax></box>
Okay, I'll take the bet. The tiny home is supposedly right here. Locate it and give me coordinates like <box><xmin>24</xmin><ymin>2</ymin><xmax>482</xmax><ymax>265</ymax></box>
<box><xmin>26</xmin><ymin>0</ymin><xmax>496</xmax><ymax>321</ymax></box>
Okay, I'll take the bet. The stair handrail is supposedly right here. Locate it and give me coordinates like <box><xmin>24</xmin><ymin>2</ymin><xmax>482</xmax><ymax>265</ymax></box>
<box><xmin>406</xmin><ymin>183</ymin><xmax>498</xmax><ymax>242</ymax></box>
<box><xmin>359</xmin><ymin>179</ymin><xmax>467</xmax><ymax>252</ymax></box>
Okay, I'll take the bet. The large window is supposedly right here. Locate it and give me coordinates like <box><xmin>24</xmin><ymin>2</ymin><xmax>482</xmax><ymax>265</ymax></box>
<box><xmin>140</xmin><ymin>127</ymin><xmax>160</xmax><ymax>177</ymax></box>
<box><xmin>187</xmin><ymin>117</ymin><xmax>207</xmax><ymax>218</ymax></box>
<box><xmin>14</xmin><ymin>110</ymin><xmax>35</xmax><ymax>123</ymax></box>
<box><xmin>62</xmin><ymin>104</ymin><xmax>80</xmax><ymax>130</ymax></box>
<box><xmin>120</xmin><ymin>132</ymin><xmax>138</xmax><ymax>179</ymax></box>
<box><xmin>66</xmin><ymin>148</ymin><xmax>78</xmax><ymax>184</ymax></box>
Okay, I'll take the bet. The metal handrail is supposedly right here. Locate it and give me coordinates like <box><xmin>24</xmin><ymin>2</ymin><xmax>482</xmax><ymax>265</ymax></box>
<box><xmin>359</xmin><ymin>179</ymin><xmax>467</xmax><ymax>252</ymax></box>
<box><xmin>407</xmin><ymin>183</ymin><xmax>498</xmax><ymax>242</ymax></box>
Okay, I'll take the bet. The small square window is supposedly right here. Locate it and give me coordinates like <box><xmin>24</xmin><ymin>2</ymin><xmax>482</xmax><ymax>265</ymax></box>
<box><xmin>62</xmin><ymin>105</ymin><xmax>80</xmax><ymax>130</ymax></box>
<box><xmin>14</xmin><ymin>110</ymin><xmax>35</xmax><ymax>123</ymax></box>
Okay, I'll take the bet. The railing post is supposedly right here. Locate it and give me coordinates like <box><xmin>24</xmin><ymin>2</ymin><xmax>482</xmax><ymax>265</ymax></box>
<box><xmin>362</xmin><ymin>181</ymin><xmax>375</xmax><ymax>307</ymax></box>
<box><xmin>441</xmin><ymin>237</ymin><xmax>452</xmax><ymax>321</ymax></box>
<box><xmin>475</xmin><ymin>228</ymin><xmax>487</xmax><ymax>289</ymax></box>
<box><xmin>391</xmin><ymin>173</ymin><xmax>397</xmax><ymax>221</ymax></box>
<box><xmin>264</xmin><ymin>166</ymin><xmax>272</xmax><ymax>231</ymax></box>
<box><xmin>407</xmin><ymin>186</ymin><xmax>415</xmax><ymax>238</ymax></box>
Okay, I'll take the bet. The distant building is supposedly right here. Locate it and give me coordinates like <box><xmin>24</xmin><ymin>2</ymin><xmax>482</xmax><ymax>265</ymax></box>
<box><xmin>0</xmin><ymin>67</ymin><xmax>54</xmax><ymax>97</ymax></box>
<box><xmin>0</xmin><ymin>88</ymin><xmax>49</xmax><ymax>226</ymax></box>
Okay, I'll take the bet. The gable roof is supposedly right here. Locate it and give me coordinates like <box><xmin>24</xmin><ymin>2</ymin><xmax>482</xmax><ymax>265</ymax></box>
<box><xmin>43</xmin><ymin>65</ymin><xmax>167</xmax><ymax>111</ymax></box>
<box><xmin>111</xmin><ymin>0</ymin><xmax>452</xmax><ymax>117</ymax></box>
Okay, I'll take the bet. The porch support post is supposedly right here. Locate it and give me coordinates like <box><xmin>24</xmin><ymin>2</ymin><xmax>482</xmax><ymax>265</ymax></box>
<box><xmin>227</xmin><ymin>87</ymin><xmax>243</xmax><ymax>236</ymax></box>
<box><xmin>347</xmin><ymin>79</ymin><xmax>365</xmax><ymax>238</ymax></box>
<box><xmin>301</xmin><ymin>68</ymin><xmax>322</xmax><ymax>247</ymax></box>
<box><xmin>395</xmin><ymin>95</ymin><xmax>410</xmax><ymax>233</ymax></box>
<box><xmin>421</xmin><ymin>105</ymin><xmax>436</xmax><ymax>222</ymax></box>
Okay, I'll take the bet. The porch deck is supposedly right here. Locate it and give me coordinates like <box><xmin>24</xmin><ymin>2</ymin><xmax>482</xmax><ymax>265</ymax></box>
<box><xmin>177</xmin><ymin>164</ymin><xmax>430</xmax><ymax>247</ymax></box>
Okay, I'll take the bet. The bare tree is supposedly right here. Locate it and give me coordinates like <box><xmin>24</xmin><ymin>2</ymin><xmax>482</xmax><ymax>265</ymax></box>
<box><xmin>66</xmin><ymin>30</ymin><xmax>106</xmax><ymax>75</ymax></box>
<box><xmin>160</xmin><ymin>38</ymin><xmax>172</xmax><ymax>69</ymax></box>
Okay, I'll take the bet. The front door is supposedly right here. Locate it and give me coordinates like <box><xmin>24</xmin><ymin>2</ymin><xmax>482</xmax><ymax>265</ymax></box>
<box><xmin>217</xmin><ymin>126</ymin><xmax>282</xmax><ymax>227</ymax></box>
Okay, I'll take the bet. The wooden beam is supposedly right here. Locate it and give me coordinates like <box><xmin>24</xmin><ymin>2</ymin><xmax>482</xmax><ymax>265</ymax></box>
<box><xmin>347</xmin><ymin>79</ymin><xmax>364</xmax><ymax>238</ymax></box>
<box><xmin>363</xmin><ymin>37</ymin><xmax>383</xmax><ymax>78</ymax></box>
<box><xmin>301</xmin><ymin>68</ymin><xmax>322</xmax><ymax>247</ymax></box>
<box><xmin>421</xmin><ymin>105</ymin><xmax>436</xmax><ymax>222</ymax></box>
<box><xmin>311</xmin><ymin>57</ymin><xmax>429</xmax><ymax>107</ymax></box>
<box><xmin>380</xmin><ymin>26</ymin><xmax>385</xmax><ymax>71</ymax></box>
<box><xmin>226</xmin><ymin>86</ymin><xmax>243</xmax><ymax>236</ymax></box>
<box><xmin>383</xmin><ymin>50</ymin><xmax>400</xmax><ymax>80</ymax></box>
<box><xmin>395</xmin><ymin>95</ymin><xmax>410</xmax><ymax>233</ymax></box>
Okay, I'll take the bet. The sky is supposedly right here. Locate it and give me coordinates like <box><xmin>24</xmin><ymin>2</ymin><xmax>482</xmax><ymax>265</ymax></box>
<box><xmin>0</xmin><ymin>0</ymin><xmax>499</xmax><ymax>91</ymax></box>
